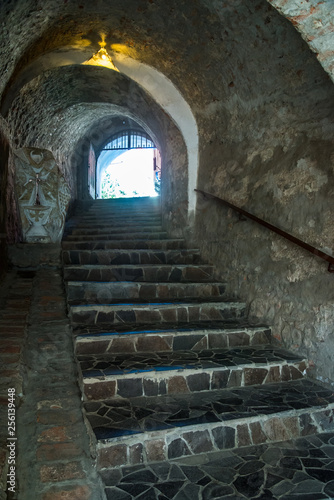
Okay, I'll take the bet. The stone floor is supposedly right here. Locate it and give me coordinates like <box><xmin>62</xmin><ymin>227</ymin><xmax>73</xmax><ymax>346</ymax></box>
<box><xmin>0</xmin><ymin>267</ymin><xmax>105</xmax><ymax>500</ymax></box>
<box><xmin>102</xmin><ymin>432</ymin><xmax>334</xmax><ymax>500</ymax></box>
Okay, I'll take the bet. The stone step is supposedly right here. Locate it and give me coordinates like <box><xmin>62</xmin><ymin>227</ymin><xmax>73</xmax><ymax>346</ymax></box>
<box><xmin>70</xmin><ymin>226</ymin><xmax>163</xmax><ymax>236</ymax></box>
<box><xmin>63</xmin><ymin>232</ymin><xmax>168</xmax><ymax>241</ymax></box>
<box><xmin>87</xmin><ymin>197</ymin><xmax>159</xmax><ymax>205</ymax></box>
<box><xmin>66</xmin><ymin>280</ymin><xmax>227</xmax><ymax>304</ymax></box>
<box><xmin>61</xmin><ymin>239</ymin><xmax>186</xmax><ymax>250</ymax></box>
<box><xmin>85</xmin><ymin>211</ymin><xmax>161</xmax><ymax>218</ymax></box>
<box><xmin>79</xmin><ymin>346</ymin><xmax>307</xmax><ymax>401</ymax></box>
<box><xmin>67</xmin><ymin>218</ymin><xmax>162</xmax><ymax>227</ymax></box>
<box><xmin>63</xmin><ymin>264</ymin><xmax>215</xmax><ymax>282</ymax></box>
<box><xmin>62</xmin><ymin>249</ymin><xmax>201</xmax><ymax>266</ymax></box>
<box><xmin>69</xmin><ymin>301</ymin><xmax>246</xmax><ymax>326</ymax></box>
<box><xmin>83</xmin><ymin>375</ymin><xmax>334</xmax><ymax>471</ymax></box>
<box><xmin>75</xmin><ymin>326</ymin><xmax>271</xmax><ymax>355</ymax></box>
<box><xmin>86</xmin><ymin>205</ymin><xmax>161</xmax><ymax>213</ymax></box>
<box><xmin>100</xmin><ymin>430</ymin><xmax>334</xmax><ymax>499</ymax></box>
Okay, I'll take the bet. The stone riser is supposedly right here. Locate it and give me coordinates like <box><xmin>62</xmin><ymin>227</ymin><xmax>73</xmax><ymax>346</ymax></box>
<box><xmin>65</xmin><ymin>232</ymin><xmax>168</xmax><ymax>241</ymax></box>
<box><xmin>75</xmin><ymin>327</ymin><xmax>271</xmax><ymax>355</ymax></box>
<box><xmin>62</xmin><ymin>249</ymin><xmax>201</xmax><ymax>266</ymax></box>
<box><xmin>67</xmin><ymin>281</ymin><xmax>227</xmax><ymax>305</ymax></box>
<box><xmin>70</xmin><ymin>226</ymin><xmax>163</xmax><ymax>236</ymax></box>
<box><xmin>71</xmin><ymin>214</ymin><xmax>162</xmax><ymax>220</ymax></box>
<box><xmin>84</xmin><ymin>213</ymin><xmax>161</xmax><ymax>220</ymax></box>
<box><xmin>68</xmin><ymin>221</ymin><xmax>162</xmax><ymax>229</ymax></box>
<box><xmin>83</xmin><ymin>360</ymin><xmax>306</xmax><ymax>401</ymax></box>
<box><xmin>63</xmin><ymin>264</ymin><xmax>215</xmax><ymax>283</ymax></box>
<box><xmin>96</xmin><ymin>405</ymin><xmax>334</xmax><ymax>469</ymax></box>
<box><xmin>86</xmin><ymin>208</ymin><xmax>161</xmax><ymax>215</ymax></box>
<box><xmin>70</xmin><ymin>302</ymin><xmax>246</xmax><ymax>326</ymax></box>
<box><xmin>61</xmin><ymin>239</ymin><xmax>186</xmax><ymax>250</ymax></box>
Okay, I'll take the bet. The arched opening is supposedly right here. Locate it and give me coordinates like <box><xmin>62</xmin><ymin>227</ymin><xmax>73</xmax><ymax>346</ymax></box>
<box><xmin>95</xmin><ymin>129</ymin><xmax>161</xmax><ymax>199</ymax></box>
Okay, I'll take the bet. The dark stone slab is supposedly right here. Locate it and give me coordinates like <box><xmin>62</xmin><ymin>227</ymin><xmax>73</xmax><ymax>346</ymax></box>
<box><xmin>117</xmin><ymin>378</ymin><xmax>143</xmax><ymax>398</ymax></box>
<box><xmin>183</xmin><ymin>430</ymin><xmax>213</xmax><ymax>454</ymax></box>
<box><xmin>212</xmin><ymin>426</ymin><xmax>236</xmax><ymax>449</ymax></box>
<box><xmin>168</xmin><ymin>438</ymin><xmax>191</xmax><ymax>459</ymax></box>
<box><xmin>187</xmin><ymin>372</ymin><xmax>210</xmax><ymax>392</ymax></box>
<box><xmin>212</xmin><ymin>370</ymin><xmax>230</xmax><ymax>389</ymax></box>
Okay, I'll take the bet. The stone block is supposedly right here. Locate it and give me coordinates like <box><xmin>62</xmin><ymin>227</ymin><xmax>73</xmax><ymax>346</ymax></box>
<box><xmin>263</xmin><ymin>417</ymin><xmax>290</xmax><ymax>442</ymax></box>
<box><xmin>36</xmin><ymin>443</ymin><xmax>82</xmax><ymax>461</ymax></box>
<box><xmin>117</xmin><ymin>378</ymin><xmax>143</xmax><ymax>398</ymax></box>
<box><xmin>85</xmin><ymin>381</ymin><xmax>116</xmax><ymax>400</ymax></box>
<box><xmin>266</xmin><ymin>366</ymin><xmax>280</xmax><ymax>383</ymax></box>
<box><xmin>40</xmin><ymin>462</ymin><xmax>85</xmax><ymax>482</ymax></box>
<box><xmin>98</xmin><ymin>445</ymin><xmax>127</xmax><ymax>468</ymax></box>
<box><xmin>211</xmin><ymin>425</ymin><xmax>236</xmax><ymax>449</ymax></box>
<box><xmin>42</xmin><ymin>485</ymin><xmax>92</xmax><ymax>500</ymax></box>
<box><xmin>183</xmin><ymin>430</ymin><xmax>214</xmax><ymax>453</ymax></box>
<box><xmin>187</xmin><ymin>372</ymin><xmax>210</xmax><ymax>392</ymax></box>
<box><xmin>243</xmin><ymin>367</ymin><xmax>268</xmax><ymax>386</ymax></box>
<box><xmin>237</xmin><ymin>424</ymin><xmax>251</xmax><ymax>446</ymax></box>
<box><xmin>145</xmin><ymin>439</ymin><xmax>166</xmax><ymax>462</ymax></box>
<box><xmin>250</xmin><ymin>422</ymin><xmax>267</xmax><ymax>445</ymax></box>
<box><xmin>227</xmin><ymin>369</ymin><xmax>243</xmax><ymax>388</ymax></box>
<box><xmin>168</xmin><ymin>376</ymin><xmax>189</xmax><ymax>394</ymax></box>
<box><xmin>211</xmin><ymin>370</ymin><xmax>230</xmax><ymax>389</ymax></box>
<box><xmin>37</xmin><ymin>426</ymin><xmax>76</xmax><ymax>443</ymax></box>
<box><xmin>167</xmin><ymin>438</ymin><xmax>191</xmax><ymax>459</ymax></box>
<box><xmin>228</xmin><ymin>332</ymin><xmax>250</xmax><ymax>347</ymax></box>
<box><xmin>136</xmin><ymin>335</ymin><xmax>171</xmax><ymax>352</ymax></box>
<box><xmin>129</xmin><ymin>443</ymin><xmax>144</xmax><ymax>465</ymax></box>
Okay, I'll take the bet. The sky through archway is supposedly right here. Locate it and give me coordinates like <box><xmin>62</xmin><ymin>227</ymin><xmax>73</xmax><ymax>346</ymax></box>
<box><xmin>99</xmin><ymin>148</ymin><xmax>159</xmax><ymax>199</ymax></box>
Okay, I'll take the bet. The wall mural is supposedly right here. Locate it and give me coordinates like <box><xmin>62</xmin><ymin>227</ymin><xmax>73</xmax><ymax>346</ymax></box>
<box><xmin>14</xmin><ymin>147</ymin><xmax>71</xmax><ymax>243</ymax></box>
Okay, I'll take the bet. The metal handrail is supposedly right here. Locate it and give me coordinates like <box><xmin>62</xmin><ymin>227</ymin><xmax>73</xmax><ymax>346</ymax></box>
<box><xmin>195</xmin><ymin>189</ymin><xmax>334</xmax><ymax>273</ymax></box>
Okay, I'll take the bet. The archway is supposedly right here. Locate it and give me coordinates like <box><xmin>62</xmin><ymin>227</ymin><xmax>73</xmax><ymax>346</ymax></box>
<box><xmin>95</xmin><ymin>129</ymin><xmax>161</xmax><ymax>199</ymax></box>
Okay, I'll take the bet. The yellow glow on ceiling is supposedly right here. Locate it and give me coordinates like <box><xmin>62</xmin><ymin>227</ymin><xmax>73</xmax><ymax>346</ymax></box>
<box><xmin>111</xmin><ymin>44</ymin><xmax>139</xmax><ymax>59</ymax></box>
<box><xmin>83</xmin><ymin>35</ymin><xmax>119</xmax><ymax>71</ymax></box>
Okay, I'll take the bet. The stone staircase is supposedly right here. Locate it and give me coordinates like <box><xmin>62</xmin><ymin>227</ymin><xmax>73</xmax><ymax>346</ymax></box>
<box><xmin>62</xmin><ymin>196</ymin><xmax>334</xmax><ymax>500</ymax></box>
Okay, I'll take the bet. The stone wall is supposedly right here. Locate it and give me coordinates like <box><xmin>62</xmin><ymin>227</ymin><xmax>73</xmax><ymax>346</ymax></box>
<box><xmin>192</xmin><ymin>7</ymin><xmax>334</xmax><ymax>386</ymax></box>
<box><xmin>0</xmin><ymin>120</ymin><xmax>22</xmax><ymax>277</ymax></box>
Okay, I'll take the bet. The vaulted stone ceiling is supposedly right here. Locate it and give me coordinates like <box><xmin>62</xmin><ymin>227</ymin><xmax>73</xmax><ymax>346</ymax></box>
<box><xmin>2</xmin><ymin>0</ymin><xmax>333</xmax><ymax>129</ymax></box>
<box><xmin>1</xmin><ymin>0</ymin><xmax>334</xmax><ymax>203</ymax></box>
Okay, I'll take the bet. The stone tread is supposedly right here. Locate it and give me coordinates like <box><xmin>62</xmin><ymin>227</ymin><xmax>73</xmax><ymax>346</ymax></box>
<box><xmin>79</xmin><ymin>345</ymin><xmax>306</xmax><ymax>379</ymax></box>
<box><xmin>61</xmin><ymin>239</ymin><xmax>187</xmax><ymax>250</ymax></box>
<box><xmin>64</xmin><ymin>232</ymin><xmax>168</xmax><ymax>241</ymax></box>
<box><xmin>75</xmin><ymin>326</ymin><xmax>271</xmax><ymax>355</ymax></box>
<box><xmin>63</xmin><ymin>264</ymin><xmax>215</xmax><ymax>283</ymax></box>
<box><xmin>70</xmin><ymin>226</ymin><xmax>164</xmax><ymax>235</ymax></box>
<box><xmin>62</xmin><ymin>249</ymin><xmax>201</xmax><ymax>266</ymax></box>
<box><xmin>73</xmin><ymin>320</ymin><xmax>266</xmax><ymax>336</ymax></box>
<box><xmin>69</xmin><ymin>301</ymin><xmax>246</xmax><ymax>326</ymax></box>
<box><xmin>66</xmin><ymin>281</ymin><xmax>228</xmax><ymax>305</ymax></box>
<box><xmin>85</xmin><ymin>379</ymin><xmax>334</xmax><ymax>441</ymax></box>
<box><xmin>101</xmin><ymin>431</ymin><xmax>334</xmax><ymax>500</ymax></box>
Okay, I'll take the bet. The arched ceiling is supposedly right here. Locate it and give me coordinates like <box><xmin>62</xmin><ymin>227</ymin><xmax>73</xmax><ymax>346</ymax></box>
<box><xmin>2</xmin><ymin>0</ymin><xmax>334</xmax><ymax>117</ymax></box>
<box><xmin>1</xmin><ymin>0</ymin><xmax>334</xmax><ymax>210</ymax></box>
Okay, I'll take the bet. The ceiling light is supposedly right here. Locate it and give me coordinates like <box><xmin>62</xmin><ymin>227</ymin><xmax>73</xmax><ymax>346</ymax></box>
<box><xmin>83</xmin><ymin>40</ymin><xmax>119</xmax><ymax>71</ymax></box>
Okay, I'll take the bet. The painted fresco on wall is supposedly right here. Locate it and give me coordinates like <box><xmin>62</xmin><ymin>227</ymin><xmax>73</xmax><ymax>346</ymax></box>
<box><xmin>14</xmin><ymin>147</ymin><xmax>71</xmax><ymax>243</ymax></box>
